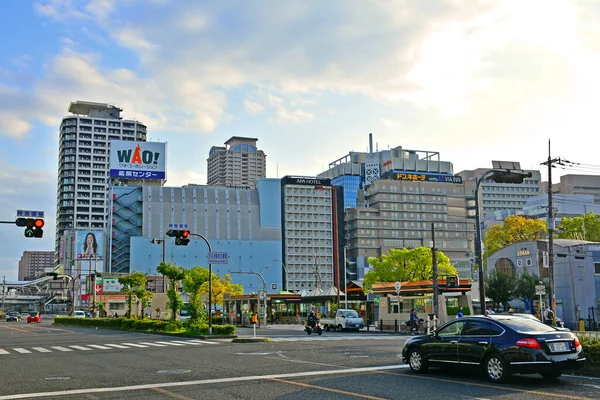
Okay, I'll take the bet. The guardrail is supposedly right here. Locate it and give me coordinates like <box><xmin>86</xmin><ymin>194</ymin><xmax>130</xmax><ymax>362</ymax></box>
<box><xmin>574</xmin><ymin>331</ymin><xmax>600</xmax><ymax>339</ymax></box>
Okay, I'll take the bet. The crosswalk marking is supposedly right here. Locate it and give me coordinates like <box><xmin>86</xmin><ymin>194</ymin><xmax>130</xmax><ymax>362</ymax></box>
<box><xmin>154</xmin><ymin>341</ymin><xmax>185</xmax><ymax>346</ymax></box>
<box><xmin>13</xmin><ymin>348</ymin><xmax>31</xmax><ymax>354</ymax></box>
<box><xmin>105</xmin><ymin>344</ymin><xmax>129</xmax><ymax>349</ymax></box>
<box><xmin>51</xmin><ymin>346</ymin><xmax>73</xmax><ymax>352</ymax></box>
<box><xmin>32</xmin><ymin>347</ymin><xmax>52</xmax><ymax>353</ymax></box>
<box><xmin>138</xmin><ymin>342</ymin><xmax>167</xmax><ymax>347</ymax></box>
<box><xmin>0</xmin><ymin>339</ymin><xmax>219</xmax><ymax>356</ymax></box>
<box><xmin>268</xmin><ymin>335</ymin><xmax>403</xmax><ymax>342</ymax></box>
<box><xmin>87</xmin><ymin>344</ymin><xmax>111</xmax><ymax>350</ymax></box>
<box><xmin>120</xmin><ymin>343</ymin><xmax>149</xmax><ymax>348</ymax></box>
<box><xmin>69</xmin><ymin>345</ymin><xmax>92</xmax><ymax>351</ymax></box>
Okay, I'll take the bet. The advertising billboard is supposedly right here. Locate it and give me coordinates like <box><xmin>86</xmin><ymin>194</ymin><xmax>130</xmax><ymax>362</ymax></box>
<box><xmin>76</xmin><ymin>231</ymin><xmax>105</xmax><ymax>260</ymax></box>
<box><xmin>103</xmin><ymin>277</ymin><xmax>123</xmax><ymax>293</ymax></box>
<box><xmin>109</xmin><ymin>140</ymin><xmax>166</xmax><ymax>180</ymax></box>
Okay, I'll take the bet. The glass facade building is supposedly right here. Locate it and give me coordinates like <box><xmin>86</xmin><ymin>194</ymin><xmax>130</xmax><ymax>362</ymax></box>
<box><xmin>332</xmin><ymin>175</ymin><xmax>361</xmax><ymax>209</ymax></box>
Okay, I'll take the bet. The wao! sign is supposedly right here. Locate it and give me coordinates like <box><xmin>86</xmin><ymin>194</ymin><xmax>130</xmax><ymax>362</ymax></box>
<box><xmin>109</xmin><ymin>140</ymin><xmax>166</xmax><ymax>180</ymax></box>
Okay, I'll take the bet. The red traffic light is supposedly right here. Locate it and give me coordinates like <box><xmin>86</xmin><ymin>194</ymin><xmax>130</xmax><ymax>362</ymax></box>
<box><xmin>34</xmin><ymin>219</ymin><xmax>44</xmax><ymax>228</ymax></box>
<box><xmin>182</xmin><ymin>230</ymin><xmax>190</xmax><ymax>238</ymax></box>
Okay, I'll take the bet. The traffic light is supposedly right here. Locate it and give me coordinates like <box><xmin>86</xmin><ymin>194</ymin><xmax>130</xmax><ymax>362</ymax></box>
<box><xmin>446</xmin><ymin>276</ymin><xmax>459</xmax><ymax>288</ymax></box>
<box><xmin>16</xmin><ymin>218</ymin><xmax>44</xmax><ymax>238</ymax></box>
<box><xmin>167</xmin><ymin>229</ymin><xmax>190</xmax><ymax>246</ymax></box>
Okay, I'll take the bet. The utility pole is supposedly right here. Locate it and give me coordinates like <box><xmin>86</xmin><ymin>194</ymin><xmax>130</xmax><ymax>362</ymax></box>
<box><xmin>1</xmin><ymin>276</ymin><xmax>6</xmax><ymax>313</ymax></box>
<box><xmin>431</xmin><ymin>224</ymin><xmax>439</xmax><ymax>319</ymax></box>
<box><xmin>541</xmin><ymin>139</ymin><xmax>560</xmax><ymax>325</ymax></box>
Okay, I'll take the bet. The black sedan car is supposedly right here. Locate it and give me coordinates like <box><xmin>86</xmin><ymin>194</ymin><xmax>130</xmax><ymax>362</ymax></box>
<box><xmin>402</xmin><ymin>315</ymin><xmax>585</xmax><ymax>382</ymax></box>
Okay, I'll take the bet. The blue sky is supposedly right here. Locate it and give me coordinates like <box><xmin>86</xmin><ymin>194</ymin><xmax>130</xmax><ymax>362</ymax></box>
<box><xmin>1</xmin><ymin>0</ymin><xmax>599</xmax><ymax>280</ymax></box>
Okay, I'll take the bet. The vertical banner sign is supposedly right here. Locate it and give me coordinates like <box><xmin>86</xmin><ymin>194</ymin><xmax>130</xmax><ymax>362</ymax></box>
<box><xmin>109</xmin><ymin>140</ymin><xmax>166</xmax><ymax>180</ymax></box>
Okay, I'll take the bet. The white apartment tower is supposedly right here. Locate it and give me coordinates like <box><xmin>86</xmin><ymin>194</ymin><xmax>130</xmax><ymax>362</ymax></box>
<box><xmin>207</xmin><ymin>137</ymin><xmax>266</xmax><ymax>189</ymax></box>
<box><xmin>55</xmin><ymin>101</ymin><xmax>147</xmax><ymax>261</ymax></box>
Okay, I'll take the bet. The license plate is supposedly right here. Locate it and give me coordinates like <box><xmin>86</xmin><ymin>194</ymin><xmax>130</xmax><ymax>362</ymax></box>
<box><xmin>550</xmin><ymin>342</ymin><xmax>568</xmax><ymax>352</ymax></box>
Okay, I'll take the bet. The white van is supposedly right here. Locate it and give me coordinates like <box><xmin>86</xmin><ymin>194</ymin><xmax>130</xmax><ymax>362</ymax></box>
<box><xmin>74</xmin><ymin>310</ymin><xmax>86</xmax><ymax>318</ymax></box>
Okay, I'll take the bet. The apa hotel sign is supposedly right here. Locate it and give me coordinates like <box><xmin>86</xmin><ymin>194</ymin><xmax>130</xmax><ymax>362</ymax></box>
<box><xmin>281</xmin><ymin>176</ymin><xmax>332</xmax><ymax>186</ymax></box>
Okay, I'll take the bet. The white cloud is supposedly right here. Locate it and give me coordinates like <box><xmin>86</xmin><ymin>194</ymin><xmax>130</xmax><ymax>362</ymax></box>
<box><xmin>244</xmin><ymin>100</ymin><xmax>264</xmax><ymax>114</ymax></box>
<box><xmin>268</xmin><ymin>106</ymin><xmax>314</xmax><ymax>125</ymax></box>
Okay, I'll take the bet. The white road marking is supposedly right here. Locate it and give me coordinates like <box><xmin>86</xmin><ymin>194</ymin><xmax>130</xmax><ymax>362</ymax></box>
<box><xmin>0</xmin><ymin>364</ymin><xmax>407</xmax><ymax>399</ymax></box>
<box><xmin>187</xmin><ymin>339</ymin><xmax>218</xmax><ymax>345</ymax></box>
<box><xmin>0</xmin><ymin>349</ymin><xmax>9</xmax><ymax>355</ymax></box>
<box><xmin>104</xmin><ymin>344</ymin><xmax>130</xmax><ymax>349</ymax></box>
<box><xmin>120</xmin><ymin>343</ymin><xmax>149</xmax><ymax>348</ymax></box>
<box><xmin>137</xmin><ymin>342</ymin><xmax>167</xmax><ymax>347</ymax></box>
<box><xmin>153</xmin><ymin>341</ymin><xmax>185</xmax><ymax>346</ymax></box>
<box><xmin>50</xmin><ymin>347</ymin><xmax>72</xmax><ymax>352</ymax></box>
<box><xmin>32</xmin><ymin>347</ymin><xmax>52</xmax><ymax>353</ymax></box>
<box><xmin>69</xmin><ymin>345</ymin><xmax>92</xmax><ymax>351</ymax></box>
<box><xmin>169</xmin><ymin>341</ymin><xmax>203</xmax><ymax>345</ymax></box>
<box><xmin>87</xmin><ymin>344</ymin><xmax>111</xmax><ymax>350</ymax></box>
<box><xmin>13</xmin><ymin>348</ymin><xmax>31</xmax><ymax>354</ymax></box>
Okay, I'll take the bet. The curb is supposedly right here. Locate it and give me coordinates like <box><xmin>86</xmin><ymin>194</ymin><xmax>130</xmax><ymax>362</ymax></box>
<box><xmin>52</xmin><ymin>323</ymin><xmax>237</xmax><ymax>340</ymax></box>
<box><xmin>232</xmin><ymin>337</ymin><xmax>272</xmax><ymax>343</ymax></box>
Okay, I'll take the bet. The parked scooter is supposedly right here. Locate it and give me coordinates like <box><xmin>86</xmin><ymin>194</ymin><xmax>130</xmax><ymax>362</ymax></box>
<box><xmin>305</xmin><ymin>320</ymin><xmax>323</xmax><ymax>335</ymax></box>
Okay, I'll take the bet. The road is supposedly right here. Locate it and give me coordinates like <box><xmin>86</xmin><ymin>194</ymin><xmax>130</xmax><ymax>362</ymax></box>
<box><xmin>0</xmin><ymin>318</ymin><xmax>599</xmax><ymax>399</ymax></box>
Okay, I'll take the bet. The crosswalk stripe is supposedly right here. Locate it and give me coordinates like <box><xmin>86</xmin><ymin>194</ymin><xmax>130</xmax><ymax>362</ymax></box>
<box><xmin>51</xmin><ymin>346</ymin><xmax>73</xmax><ymax>352</ymax></box>
<box><xmin>169</xmin><ymin>340</ymin><xmax>202</xmax><ymax>345</ymax></box>
<box><xmin>153</xmin><ymin>341</ymin><xmax>185</xmax><ymax>346</ymax></box>
<box><xmin>137</xmin><ymin>342</ymin><xmax>167</xmax><ymax>347</ymax></box>
<box><xmin>187</xmin><ymin>339</ymin><xmax>219</xmax><ymax>345</ymax></box>
<box><xmin>87</xmin><ymin>344</ymin><xmax>111</xmax><ymax>350</ymax></box>
<box><xmin>69</xmin><ymin>345</ymin><xmax>92</xmax><ymax>351</ymax></box>
<box><xmin>32</xmin><ymin>347</ymin><xmax>52</xmax><ymax>353</ymax></box>
<box><xmin>0</xmin><ymin>349</ymin><xmax>9</xmax><ymax>355</ymax></box>
<box><xmin>13</xmin><ymin>348</ymin><xmax>31</xmax><ymax>354</ymax></box>
<box><xmin>104</xmin><ymin>344</ymin><xmax>129</xmax><ymax>349</ymax></box>
<box><xmin>120</xmin><ymin>343</ymin><xmax>149</xmax><ymax>348</ymax></box>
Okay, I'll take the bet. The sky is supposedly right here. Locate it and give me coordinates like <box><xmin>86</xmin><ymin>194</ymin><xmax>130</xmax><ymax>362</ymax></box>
<box><xmin>1</xmin><ymin>0</ymin><xmax>599</xmax><ymax>280</ymax></box>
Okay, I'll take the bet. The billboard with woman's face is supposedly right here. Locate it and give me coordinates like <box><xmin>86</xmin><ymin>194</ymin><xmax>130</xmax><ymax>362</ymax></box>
<box><xmin>76</xmin><ymin>230</ymin><xmax>105</xmax><ymax>259</ymax></box>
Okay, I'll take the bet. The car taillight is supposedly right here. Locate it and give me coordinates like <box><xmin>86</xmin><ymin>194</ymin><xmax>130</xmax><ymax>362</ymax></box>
<box><xmin>516</xmin><ymin>338</ymin><xmax>541</xmax><ymax>349</ymax></box>
<box><xmin>574</xmin><ymin>337</ymin><xmax>582</xmax><ymax>351</ymax></box>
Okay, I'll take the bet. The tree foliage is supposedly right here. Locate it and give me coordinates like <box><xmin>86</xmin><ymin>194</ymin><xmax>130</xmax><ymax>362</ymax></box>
<box><xmin>485</xmin><ymin>269</ymin><xmax>517</xmax><ymax>311</ymax></box>
<box><xmin>157</xmin><ymin>262</ymin><xmax>187</xmax><ymax>321</ymax></box>
<box><xmin>557</xmin><ymin>212</ymin><xmax>600</xmax><ymax>242</ymax></box>
<box><xmin>513</xmin><ymin>271</ymin><xmax>546</xmax><ymax>303</ymax></box>
<box><xmin>182</xmin><ymin>266</ymin><xmax>210</xmax><ymax>322</ymax></box>
<box><xmin>200</xmin><ymin>272</ymin><xmax>244</xmax><ymax>308</ymax></box>
<box><xmin>484</xmin><ymin>216</ymin><xmax>547</xmax><ymax>259</ymax></box>
<box><xmin>363</xmin><ymin>247</ymin><xmax>457</xmax><ymax>293</ymax></box>
<box><xmin>118</xmin><ymin>271</ymin><xmax>147</xmax><ymax>318</ymax></box>
<box><xmin>135</xmin><ymin>287</ymin><xmax>154</xmax><ymax>319</ymax></box>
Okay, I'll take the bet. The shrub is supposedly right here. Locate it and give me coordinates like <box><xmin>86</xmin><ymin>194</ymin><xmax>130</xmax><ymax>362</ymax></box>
<box><xmin>446</xmin><ymin>306</ymin><xmax>471</xmax><ymax>316</ymax></box>
<box><xmin>580</xmin><ymin>336</ymin><xmax>600</xmax><ymax>368</ymax></box>
<box><xmin>212</xmin><ymin>324</ymin><xmax>236</xmax><ymax>336</ymax></box>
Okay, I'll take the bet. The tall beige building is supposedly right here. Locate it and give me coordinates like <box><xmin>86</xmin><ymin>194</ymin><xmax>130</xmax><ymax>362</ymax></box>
<box><xmin>18</xmin><ymin>251</ymin><xmax>55</xmax><ymax>280</ymax></box>
<box><xmin>207</xmin><ymin>137</ymin><xmax>266</xmax><ymax>189</ymax></box>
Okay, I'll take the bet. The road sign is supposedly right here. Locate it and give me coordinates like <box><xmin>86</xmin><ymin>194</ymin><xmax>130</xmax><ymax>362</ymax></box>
<box><xmin>208</xmin><ymin>252</ymin><xmax>229</xmax><ymax>264</ymax></box>
<box><xmin>16</xmin><ymin>210</ymin><xmax>44</xmax><ymax>218</ymax></box>
<box><xmin>535</xmin><ymin>285</ymin><xmax>546</xmax><ymax>295</ymax></box>
<box><xmin>168</xmin><ymin>223</ymin><xmax>189</xmax><ymax>230</ymax></box>
<box><xmin>394</xmin><ymin>281</ymin><xmax>401</xmax><ymax>295</ymax></box>
<box><xmin>271</xmin><ymin>283</ymin><xmax>278</xmax><ymax>290</ymax></box>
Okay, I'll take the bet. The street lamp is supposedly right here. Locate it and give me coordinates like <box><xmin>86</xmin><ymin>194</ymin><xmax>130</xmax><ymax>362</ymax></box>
<box><xmin>272</xmin><ymin>259</ymin><xmax>288</xmax><ymax>292</ymax></box>
<box><xmin>231</xmin><ymin>271</ymin><xmax>267</xmax><ymax>327</ymax></box>
<box><xmin>471</xmin><ymin>166</ymin><xmax>532</xmax><ymax>314</ymax></box>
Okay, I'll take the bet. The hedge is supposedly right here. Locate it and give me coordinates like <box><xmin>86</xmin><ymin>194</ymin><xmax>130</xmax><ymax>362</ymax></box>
<box><xmin>53</xmin><ymin>317</ymin><xmax>234</xmax><ymax>336</ymax></box>
<box><xmin>579</xmin><ymin>336</ymin><xmax>600</xmax><ymax>377</ymax></box>
<box><xmin>446</xmin><ymin>306</ymin><xmax>471</xmax><ymax>316</ymax></box>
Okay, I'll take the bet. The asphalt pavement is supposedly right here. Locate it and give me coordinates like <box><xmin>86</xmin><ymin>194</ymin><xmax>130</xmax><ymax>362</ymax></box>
<box><xmin>0</xmin><ymin>317</ymin><xmax>599</xmax><ymax>399</ymax></box>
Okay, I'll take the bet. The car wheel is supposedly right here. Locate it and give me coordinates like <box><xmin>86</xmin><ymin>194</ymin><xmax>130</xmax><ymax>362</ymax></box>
<box><xmin>408</xmin><ymin>348</ymin><xmax>428</xmax><ymax>373</ymax></box>
<box><xmin>325</xmin><ymin>325</ymin><xmax>330</xmax><ymax>332</ymax></box>
<box><xmin>484</xmin><ymin>353</ymin><xmax>510</xmax><ymax>383</ymax></box>
<box><xmin>338</xmin><ymin>324</ymin><xmax>344</xmax><ymax>332</ymax></box>
<box><xmin>541</xmin><ymin>370</ymin><xmax>562</xmax><ymax>380</ymax></box>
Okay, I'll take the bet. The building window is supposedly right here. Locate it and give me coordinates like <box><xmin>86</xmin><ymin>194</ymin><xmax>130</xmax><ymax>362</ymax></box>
<box><xmin>595</xmin><ymin>263</ymin><xmax>600</xmax><ymax>274</ymax></box>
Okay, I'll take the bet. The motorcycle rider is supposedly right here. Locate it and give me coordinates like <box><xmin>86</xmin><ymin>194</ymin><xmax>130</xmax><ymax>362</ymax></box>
<box><xmin>307</xmin><ymin>311</ymin><xmax>317</xmax><ymax>329</ymax></box>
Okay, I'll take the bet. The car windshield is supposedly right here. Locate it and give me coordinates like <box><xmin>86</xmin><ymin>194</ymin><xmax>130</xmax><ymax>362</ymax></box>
<box><xmin>29</xmin><ymin>312</ymin><xmax>38</xmax><ymax>317</ymax></box>
<box><xmin>500</xmin><ymin>318</ymin><xmax>556</xmax><ymax>333</ymax></box>
<box><xmin>344</xmin><ymin>310</ymin><xmax>359</xmax><ymax>318</ymax></box>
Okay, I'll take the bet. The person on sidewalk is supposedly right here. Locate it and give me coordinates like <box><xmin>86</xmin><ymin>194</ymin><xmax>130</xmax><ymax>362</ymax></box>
<box><xmin>456</xmin><ymin>306</ymin><xmax>464</xmax><ymax>318</ymax></box>
<box><xmin>409</xmin><ymin>309</ymin><xmax>419</xmax><ymax>333</ymax></box>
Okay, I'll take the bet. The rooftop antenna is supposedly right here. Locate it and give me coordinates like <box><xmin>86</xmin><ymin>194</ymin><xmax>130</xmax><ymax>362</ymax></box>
<box><xmin>369</xmin><ymin>132</ymin><xmax>373</xmax><ymax>154</ymax></box>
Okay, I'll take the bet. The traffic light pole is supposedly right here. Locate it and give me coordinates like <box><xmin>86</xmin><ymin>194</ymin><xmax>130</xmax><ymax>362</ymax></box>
<box><xmin>189</xmin><ymin>233</ymin><xmax>213</xmax><ymax>336</ymax></box>
<box><xmin>431</xmin><ymin>223</ymin><xmax>439</xmax><ymax>319</ymax></box>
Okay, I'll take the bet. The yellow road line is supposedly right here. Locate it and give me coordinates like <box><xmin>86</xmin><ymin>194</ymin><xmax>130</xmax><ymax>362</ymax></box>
<box><xmin>152</xmin><ymin>387</ymin><xmax>194</xmax><ymax>400</ymax></box>
<box><xmin>269</xmin><ymin>378</ymin><xmax>388</xmax><ymax>400</ymax></box>
<box><xmin>0</xmin><ymin>325</ymin><xmax>36</xmax><ymax>334</ymax></box>
<box><xmin>376</xmin><ymin>370</ymin><xmax>593</xmax><ymax>400</ymax></box>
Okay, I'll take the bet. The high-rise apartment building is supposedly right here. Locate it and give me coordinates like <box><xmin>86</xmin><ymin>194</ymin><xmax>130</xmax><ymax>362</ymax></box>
<box><xmin>18</xmin><ymin>251</ymin><xmax>55</xmax><ymax>280</ymax></box>
<box><xmin>207</xmin><ymin>137</ymin><xmax>266</xmax><ymax>189</ymax></box>
<box><xmin>280</xmin><ymin>176</ymin><xmax>345</xmax><ymax>292</ymax></box>
<box><xmin>55</xmin><ymin>101</ymin><xmax>147</xmax><ymax>264</ymax></box>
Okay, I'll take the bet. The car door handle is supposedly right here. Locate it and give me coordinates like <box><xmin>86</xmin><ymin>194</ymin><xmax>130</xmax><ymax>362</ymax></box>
<box><xmin>450</xmin><ymin>340</ymin><xmax>458</xmax><ymax>343</ymax></box>
<box><xmin>478</xmin><ymin>341</ymin><xmax>488</xmax><ymax>345</ymax></box>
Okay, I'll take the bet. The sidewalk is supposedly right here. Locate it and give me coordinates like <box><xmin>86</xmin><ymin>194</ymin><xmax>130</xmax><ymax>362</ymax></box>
<box><xmin>236</xmin><ymin>323</ymin><xmax>415</xmax><ymax>335</ymax></box>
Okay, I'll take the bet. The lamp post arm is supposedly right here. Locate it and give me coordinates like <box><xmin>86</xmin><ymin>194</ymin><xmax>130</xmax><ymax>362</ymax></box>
<box><xmin>231</xmin><ymin>271</ymin><xmax>267</xmax><ymax>327</ymax></box>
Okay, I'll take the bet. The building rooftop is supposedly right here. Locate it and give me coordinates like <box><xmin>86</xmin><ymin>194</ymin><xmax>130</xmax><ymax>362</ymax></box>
<box><xmin>68</xmin><ymin>101</ymin><xmax>122</xmax><ymax>116</ymax></box>
<box><xmin>224</xmin><ymin>136</ymin><xmax>259</xmax><ymax>145</ymax></box>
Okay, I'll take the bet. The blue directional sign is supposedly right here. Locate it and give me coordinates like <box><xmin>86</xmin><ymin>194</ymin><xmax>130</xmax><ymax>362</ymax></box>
<box><xmin>168</xmin><ymin>223</ymin><xmax>189</xmax><ymax>230</ymax></box>
<box><xmin>208</xmin><ymin>252</ymin><xmax>229</xmax><ymax>264</ymax></box>
<box><xmin>16</xmin><ymin>210</ymin><xmax>45</xmax><ymax>218</ymax></box>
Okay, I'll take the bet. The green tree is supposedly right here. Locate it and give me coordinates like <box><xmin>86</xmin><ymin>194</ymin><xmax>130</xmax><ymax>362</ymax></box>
<box><xmin>157</xmin><ymin>262</ymin><xmax>186</xmax><ymax>321</ymax></box>
<box><xmin>201</xmin><ymin>273</ymin><xmax>243</xmax><ymax>307</ymax></box>
<box><xmin>118</xmin><ymin>271</ymin><xmax>147</xmax><ymax>318</ymax></box>
<box><xmin>484</xmin><ymin>215</ymin><xmax>547</xmax><ymax>259</ymax></box>
<box><xmin>135</xmin><ymin>287</ymin><xmax>154</xmax><ymax>319</ymax></box>
<box><xmin>362</xmin><ymin>247</ymin><xmax>457</xmax><ymax>293</ymax></box>
<box><xmin>182</xmin><ymin>266</ymin><xmax>210</xmax><ymax>323</ymax></box>
<box><xmin>557</xmin><ymin>212</ymin><xmax>600</xmax><ymax>242</ymax></box>
<box><xmin>513</xmin><ymin>271</ymin><xmax>543</xmax><ymax>303</ymax></box>
<box><xmin>485</xmin><ymin>270</ymin><xmax>517</xmax><ymax>311</ymax></box>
